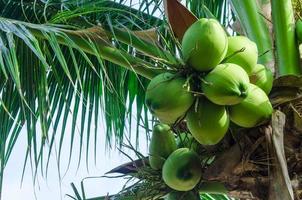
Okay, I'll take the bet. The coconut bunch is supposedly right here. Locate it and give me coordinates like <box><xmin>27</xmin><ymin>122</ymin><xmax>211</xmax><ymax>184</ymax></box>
<box><xmin>149</xmin><ymin>124</ymin><xmax>227</xmax><ymax>197</ymax></box>
<box><xmin>145</xmin><ymin>18</ymin><xmax>274</xmax><ymax>146</ymax></box>
<box><xmin>148</xmin><ymin>123</ymin><xmax>202</xmax><ymax>195</ymax></box>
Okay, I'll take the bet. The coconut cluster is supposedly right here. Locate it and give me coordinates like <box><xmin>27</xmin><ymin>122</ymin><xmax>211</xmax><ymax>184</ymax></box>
<box><xmin>149</xmin><ymin>124</ymin><xmax>202</xmax><ymax>193</ymax></box>
<box><xmin>146</xmin><ymin>18</ymin><xmax>274</xmax><ymax>196</ymax></box>
<box><xmin>145</xmin><ymin>18</ymin><xmax>274</xmax><ymax>147</ymax></box>
<box><xmin>149</xmin><ymin>124</ymin><xmax>228</xmax><ymax>195</ymax></box>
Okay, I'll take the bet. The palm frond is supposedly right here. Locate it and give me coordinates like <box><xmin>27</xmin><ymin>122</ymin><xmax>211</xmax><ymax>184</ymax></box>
<box><xmin>0</xmin><ymin>0</ymin><xmax>178</xmax><ymax>191</ymax></box>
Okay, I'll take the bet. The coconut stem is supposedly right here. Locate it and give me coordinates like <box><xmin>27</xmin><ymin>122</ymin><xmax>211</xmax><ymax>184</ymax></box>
<box><xmin>222</xmin><ymin>47</ymin><xmax>246</xmax><ymax>63</ymax></box>
<box><xmin>271</xmin><ymin>0</ymin><xmax>301</xmax><ymax>75</ymax></box>
<box><xmin>200</xmin><ymin>78</ymin><xmax>212</xmax><ymax>86</ymax></box>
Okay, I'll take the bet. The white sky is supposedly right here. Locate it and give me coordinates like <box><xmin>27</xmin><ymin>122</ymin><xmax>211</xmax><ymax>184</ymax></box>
<box><xmin>3</xmin><ymin>104</ymin><xmax>149</xmax><ymax>200</ymax></box>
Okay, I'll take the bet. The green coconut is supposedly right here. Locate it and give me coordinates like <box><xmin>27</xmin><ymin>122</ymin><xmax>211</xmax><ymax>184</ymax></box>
<box><xmin>162</xmin><ymin>148</ymin><xmax>201</xmax><ymax>191</ymax></box>
<box><xmin>182</xmin><ymin>18</ymin><xmax>228</xmax><ymax>71</ymax></box>
<box><xmin>186</xmin><ymin>98</ymin><xmax>229</xmax><ymax>145</ymax></box>
<box><xmin>249</xmin><ymin>64</ymin><xmax>274</xmax><ymax>94</ymax></box>
<box><xmin>145</xmin><ymin>73</ymin><xmax>194</xmax><ymax>124</ymax></box>
<box><xmin>166</xmin><ymin>191</ymin><xmax>200</xmax><ymax>200</ymax></box>
<box><xmin>201</xmin><ymin>63</ymin><xmax>250</xmax><ymax>105</ymax></box>
<box><xmin>225</xmin><ymin>36</ymin><xmax>258</xmax><ymax>75</ymax></box>
<box><xmin>229</xmin><ymin>84</ymin><xmax>273</xmax><ymax>128</ymax></box>
<box><xmin>149</xmin><ymin>124</ymin><xmax>177</xmax><ymax>170</ymax></box>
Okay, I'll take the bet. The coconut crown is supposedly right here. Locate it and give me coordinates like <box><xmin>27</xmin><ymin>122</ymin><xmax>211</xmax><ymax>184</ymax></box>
<box><xmin>162</xmin><ymin>148</ymin><xmax>202</xmax><ymax>191</ymax></box>
<box><xmin>182</xmin><ymin>18</ymin><xmax>228</xmax><ymax>71</ymax></box>
<box><xmin>145</xmin><ymin>73</ymin><xmax>194</xmax><ymax>124</ymax></box>
<box><xmin>186</xmin><ymin>98</ymin><xmax>229</xmax><ymax>145</ymax></box>
<box><xmin>201</xmin><ymin>63</ymin><xmax>250</xmax><ymax>105</ymax></box>
<box><xmin>249</xmin><ymin>64</ymin><xmax>274</xmax><ymax>94</ymax></box>
<box><xmin>225</xmin><ymin>36</ymin><xmax>258</xmax><ymax>75</ymax></box>
<box><xmin>229</xmin><ymin>83</ymin><xmax>273</xmax><ymax>128</ymax></box>
<box><xmin>149</xmin><ymin>123</ymin><xmax>177</xmax><ymax>170</ymax></box>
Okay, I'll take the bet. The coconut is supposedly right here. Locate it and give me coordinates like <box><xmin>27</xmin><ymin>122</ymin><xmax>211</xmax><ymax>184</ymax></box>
<box><xmin>182</xmin><ymin>18</ymin><xmax>228</xmax><ymax>71</ymax></box>
<box><xmin>145</xmin><ymin>73</ymin><xmax>194</xmax><ymax>124</ymax></box>
<box><xmin>201</xmin><ymin>63</ymin><xmax>250</xmax><ymax>105</ymax></box>
<box><xmin>162</xmin><ymin>148</ymin><xmax>201</xmax><ymax>191</ymax></box>
<box><xmin>249</xmin><ymin>64</ymin><xmax>273</xmax><ymax>94</ymax></box>
<box><xmin>166</xmin><ymin>191</ymin><xmax>200</xmax><ymax>200</ymax></box>
<box><xmin>229</xmin><ymin>84</ymin><xmax>273</xmax><ymax>128</ymax></box>
<box><xmin>149</xmin><ymin>124</ymin><xmax>177</xmax><ymax>170</ymax></box>
<box><xmin>225</xmin><ymin>36</ymin><xmax>258</xmax><ymax>75</ymax></box>
<box><xmin>186</xmin><ymin>98</ymin><xmax>229</xmax><ymax>145</ymax></box>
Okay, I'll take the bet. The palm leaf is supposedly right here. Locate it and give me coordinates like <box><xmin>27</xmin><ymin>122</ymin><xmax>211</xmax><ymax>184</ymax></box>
<box><xmin>0</xmin><ymin>0</ymin><xmax>178</xmax><ymax>194</ymax></box>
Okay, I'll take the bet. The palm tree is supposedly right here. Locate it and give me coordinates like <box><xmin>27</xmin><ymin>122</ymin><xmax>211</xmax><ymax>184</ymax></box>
<box><xmin>0</xmin><ymin>0</ymin><xmax>302</xmax><ymax>199</ymax></box>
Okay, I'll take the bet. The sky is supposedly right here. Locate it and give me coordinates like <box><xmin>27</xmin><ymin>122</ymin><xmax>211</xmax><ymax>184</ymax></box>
<box><xmin>3</xmin><ymin>108</ymin><xmax>149</xmax><ymax>200</ymax></box>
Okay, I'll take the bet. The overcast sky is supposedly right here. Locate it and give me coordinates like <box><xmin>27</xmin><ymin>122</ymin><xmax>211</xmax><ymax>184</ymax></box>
<box><xmin>3</xmin><ymin>108</ymin><xmax>148</xmax><ymax>200</ymax></box>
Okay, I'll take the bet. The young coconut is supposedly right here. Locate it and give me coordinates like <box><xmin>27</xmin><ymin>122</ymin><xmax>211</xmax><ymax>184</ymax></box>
<box><xmin>186</xmin><ymin>98</ymin><xmax>229</xmax><ymax>145</ymax></box>
<box><xmin>249</xmin><ymin>64</ymin><xmax>274</xmax><ymax>94</ymax></box>
<box><xmin>229</xmin><ymin>84</ymin><xmax>273</xmax><ymax>128</ymax></box>
<box><xmin>149</xmin><ymin>124</ymin><xmax>177</xmax><ymax>170</ymax></box>
<box><xmin>182</xmin><ymin>18</ymin><xmax>228</xmax><ymax>71</ymax></box>
<box><xmin>145</xmin><ymin>73</ymin><xmax>194</xmax><ymax>124</ymax></box>
<box><xmin>162</xmin><ymin>148</ymin><xmax>201</xmax><ymax>191</ymax></box>
<box><xmin>225</xmin><ymin>36</ymin><xmax>258</xmax><ymax>75</ymax></box>
<box><xmin>202</xmin><ymin>63</ymin><xmax>250</xmax><ymax>105</ymax></box>
<box><xmin>166</xmin><ymin>191</ymin><xmax>200</xmax><ymax>200</ymax></box>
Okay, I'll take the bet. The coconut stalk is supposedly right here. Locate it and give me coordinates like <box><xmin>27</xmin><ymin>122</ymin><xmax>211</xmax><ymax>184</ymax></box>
<box><xmin>230</xmin><ymin>0</ymin><xmax>274</xmax><ymax>69</ymax></box>
<box><xmin>271</xmin><ymin>0</ymin><xmax>301</xmax><ymax>75</ymax></box>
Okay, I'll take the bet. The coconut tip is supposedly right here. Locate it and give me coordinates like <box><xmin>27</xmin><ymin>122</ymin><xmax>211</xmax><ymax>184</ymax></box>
<box><xmin>240</xmin><ymin>90</ymin><xmax>248</xmax><ymax>98</ymax></box>
<box><xmin>238</xmin><ymin>83</ymin><xmax>249</xmax><ymax>98</ymax></box>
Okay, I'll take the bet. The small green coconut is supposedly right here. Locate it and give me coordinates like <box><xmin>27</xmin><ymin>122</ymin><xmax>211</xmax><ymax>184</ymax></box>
<box><xmin>166</xmin><ymin>191</ymin><xmax>200</xmax><ymax>200</ymax></box>
<box><xmin>145</xmin><ymin>73</ymin><xmax>194</xmax><ymax>124</ymax></box>
<box><xmin>149</xmin><ymin>124</ymin><xmax>177</xmax><ymax>170</ymax></box>
<box><xmin>201</xmin><ymin>63</ymin><xmax>250</xmax><ymax>105</ymax></box>
<box><xmin>186</xmin><ymin>98</ymin><xmax>229</xmax><ymax>145</ymax></box>
<box><xmin>229</xmin><ymin>84</ymin><xmax>273</xmax><ymax>128</ymax></box>
<box><xmin>225</xmin><ymin>36</ymin><xmax>258</xmax><ymax>75</ymax></box>
<box><xmin>162</xmin><ymin>148</ymin><xmax>201</xmax><ymax>191</ymax></box>
<box><xmin>182</xmin><ymin>18</ymin><xmax>228</xmax><ymax>71</ymax></box>
<box><xmin>249</xmin><ymin>64</ymin><xmax>274</xmax><ymax>94</ymax></box>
